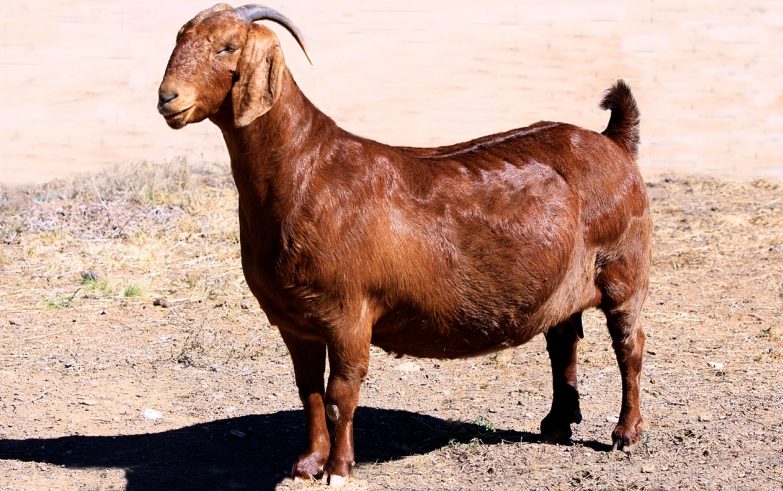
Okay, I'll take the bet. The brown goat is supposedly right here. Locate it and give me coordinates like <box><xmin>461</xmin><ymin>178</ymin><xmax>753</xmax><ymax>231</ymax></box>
<box><xmin>158</xmin><ymin>4</ymin><xmax>651</xmax><ymax>486</ymax></box>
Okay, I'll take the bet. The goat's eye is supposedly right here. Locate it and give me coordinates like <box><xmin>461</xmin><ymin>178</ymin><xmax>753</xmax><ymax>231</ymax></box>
<box><xmin>217</xmin><ymin>46</ymin><xmax>237</xmax><ymax>55</ymax></box>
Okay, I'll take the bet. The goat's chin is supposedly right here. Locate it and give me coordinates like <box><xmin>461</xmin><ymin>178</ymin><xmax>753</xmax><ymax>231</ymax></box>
<box><xmin>163</xmin><ymin>111</ymin><xmax>192</xmax><ymax>129</ymax></box>
<box><xmin>165</xmin><ymin>117</ymin><xmax>189</xmax><ymax>130</ymax></box>
<box><xmin>163</xmin><ymin>105</ymin><xmax>207</xmax><ymax>129</ymax></box>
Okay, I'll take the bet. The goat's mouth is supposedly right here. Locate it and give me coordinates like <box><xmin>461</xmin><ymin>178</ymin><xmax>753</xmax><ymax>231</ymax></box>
<box><xmin>160</xmin><ymin>105</ymin><xmax>195</xmax><ymax>129</ymax></box>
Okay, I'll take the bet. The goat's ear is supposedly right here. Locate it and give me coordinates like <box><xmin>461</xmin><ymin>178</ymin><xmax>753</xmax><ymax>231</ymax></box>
<box><xmin>232</xmin><ymin>25</ymin><xmax>285</xmax><ymax>128</ymax></box>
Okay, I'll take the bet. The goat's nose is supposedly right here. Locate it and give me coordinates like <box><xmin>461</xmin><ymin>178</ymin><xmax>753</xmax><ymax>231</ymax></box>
<box><xmin>158</xmin><ymin>88</ymin><xmax>178</xmax><ymax>107</ymax></box>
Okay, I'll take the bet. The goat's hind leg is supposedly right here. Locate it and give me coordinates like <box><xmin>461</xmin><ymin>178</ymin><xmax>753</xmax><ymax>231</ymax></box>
<box><xmin>540</xmin><ymin>312</ymin><xmax>584</xmax><ymax>443</ymax></box>
<box><xmin>600</xmin><ymin>248</ymin><xmax>649</xmax><ymax>451</ymax></box>
<box><xmin>604</xmin><ymin>300</ymin><xmax>646</xmax><ymax>451</ymax></box>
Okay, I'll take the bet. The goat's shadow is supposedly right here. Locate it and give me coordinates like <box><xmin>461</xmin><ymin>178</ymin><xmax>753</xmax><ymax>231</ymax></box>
<box><xmin>0</xmin><ymin>407</ymin><xmax>609</xmax><ymax>490</ymax></box>
<box><xmin>0</xmin><ymin>408</ymin><xmax>523</xmax><ymax>489</ymax></box>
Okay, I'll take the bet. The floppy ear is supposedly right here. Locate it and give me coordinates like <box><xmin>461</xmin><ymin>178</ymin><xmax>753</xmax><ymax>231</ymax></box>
<box><xmin>232</xmin><ymin>25</ymin><xmax>286</xmax><ymax>127</ymax></box>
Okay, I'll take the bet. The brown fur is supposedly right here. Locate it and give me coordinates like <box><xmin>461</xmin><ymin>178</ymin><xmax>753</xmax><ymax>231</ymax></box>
<box><xmin>158</xmin><ymin>5</ymin><xmax>651</xmax><ymax>483</ymax></box>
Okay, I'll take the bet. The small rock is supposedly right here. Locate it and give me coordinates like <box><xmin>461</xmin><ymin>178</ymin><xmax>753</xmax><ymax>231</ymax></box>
<box><xmin>707</xmin><ymin>361</ymin><xmax>724</xmax><ymax>370</ymax></box>
<box><xmin>698</xmin><ymin>413</ymin><xmax>713</xmax><ymax>422</ymax></box>
<box><xmin>641</xmin><ymin>464</ymin><xmax>655</xmax><ymax>473</ymax></box>
<box><xmin>141</xmin><ymin>408</ymin><xmax>163</xmax><ymax>421</ymax></box>
<box><xmin>229</xmin><ymin>429</ymin><xmax>247</xmax><ymax>438</ymax></box>
<box><xmin>80</xmin><ymin>271</ymin><xmax>100</xmax><ymax>282</ymax></box>
<box><xmin>240</xmin><ymin>300</ymin><xmax>252</xmax><ymax>310</ymax></box>
<box><xmin>9</xmin><ymin>319</ymin><xmax>21</xmax><ymax>326</ymax></box>
<box><xmin>606</xmin><ymin>415</ymin><xmax>620</xmax><ymax>423</ymax></box>
<box><xmin>493</xmin><ymin>350</ymin><xmax>514</xmax><ymax>367</ymax></box>
<box><xmin>160</xmin><ymin>335</ymin><xmax>172</xmax><ymax>342</ymax></box>
<box><xmin>225</xmin><ymin>406</ymin><xmax>237</xmax><ymax>414</ymax></box>
<box><xmin>78</xmin><ymin>399</ymin><xmax>98</xmax><ymax>406</ymax></box>
<box><xmin>153</xmin><ymin>298</ymin><xmax>170</xmax><ymax>308</ymax></box>
<box><xmin>177</xmin><ymin>353</ymin><xmax>195</xmax><ymax>367</ymax></box>
<box><xmin>395</xmin><ymin>361</ymin><xmax>421</xmax><ymax>373</ymax></box>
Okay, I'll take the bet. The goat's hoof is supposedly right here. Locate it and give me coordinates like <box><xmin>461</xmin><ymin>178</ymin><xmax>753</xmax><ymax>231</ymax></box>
<box><xmin>540</xmin><ymin>408</ymin><xmax>581</xmax><ymax>443</ymax></box>
<box><xmin>611</xmin><ymin>418</ymin><xmax>644</xmax><ymax>452</ymax></box>
<box><xmin>326</xmin><ymin>474</ymin><xmax>348</xmax><ymax>488</ymax></box>
<box><xmin>323</xmin><ymin>457</ymin><xmax>352</xmax><ymax>488</ymax></box>
<box><xmin>541</xmin><ymin>427</ymin><xmax>572</xmax><ymax>443</ymax></box>
<box><xmin>291</xmin><ymin>451</ymin><xmax>327</xmax><ymax>481</ymax></box>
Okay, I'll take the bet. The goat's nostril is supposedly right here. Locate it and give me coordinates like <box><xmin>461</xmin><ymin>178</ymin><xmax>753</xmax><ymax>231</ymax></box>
<box><xmin>158</xmin><ymin>89</ymin><xmax>178</xmax><ymax>106</ymax></box>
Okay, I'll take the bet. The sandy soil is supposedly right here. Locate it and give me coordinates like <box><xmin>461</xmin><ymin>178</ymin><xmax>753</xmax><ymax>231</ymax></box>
<box><xmin>0</xmin><ymin>164</ymin><xmax>781</xmax><ymax>490</ymax></box>
<box><xmin>2</xmin><ymin>1</ymin><xmax>783</xmax><ymax>186</ymax></box>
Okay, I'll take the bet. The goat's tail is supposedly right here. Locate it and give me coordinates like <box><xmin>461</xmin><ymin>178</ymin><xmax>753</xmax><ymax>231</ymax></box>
<box><xmin>600</xmin><ymin>80</ymin><xmax>640</xmax><ymax>159</ymax></box>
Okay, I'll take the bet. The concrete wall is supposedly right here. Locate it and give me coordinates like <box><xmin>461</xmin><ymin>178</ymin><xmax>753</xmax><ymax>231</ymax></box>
<box><xmin>1</xmin><ymin>1</ymin><xmax>781</xmax><ymax>185</ymax></box>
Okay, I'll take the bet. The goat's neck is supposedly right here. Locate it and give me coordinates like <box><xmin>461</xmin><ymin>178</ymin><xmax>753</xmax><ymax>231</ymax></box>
<box><xmin>212</xmin><ymin>68</ymin><xmax>336</xmax><ymax>216</ymax></box>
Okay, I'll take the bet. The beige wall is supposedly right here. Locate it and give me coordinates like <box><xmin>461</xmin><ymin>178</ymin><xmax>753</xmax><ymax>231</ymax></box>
<box><xmin>1</xmin><ymin>1</ymin><xmax>781</xmax><ymax>185</ymax></box>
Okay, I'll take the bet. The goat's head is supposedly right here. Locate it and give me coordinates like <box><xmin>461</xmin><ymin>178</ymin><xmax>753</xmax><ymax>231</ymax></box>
<box><xmin>158</xmin><ymin>4</ymin><xmax>310</xmax><ymax>129</ymax></box>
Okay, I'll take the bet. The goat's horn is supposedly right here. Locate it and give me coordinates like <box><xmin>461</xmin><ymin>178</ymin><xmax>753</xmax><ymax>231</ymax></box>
<box><xmin>234</xmin><ymin>4</ymin><xmax>312</xmax><ymax>65</ymax></box>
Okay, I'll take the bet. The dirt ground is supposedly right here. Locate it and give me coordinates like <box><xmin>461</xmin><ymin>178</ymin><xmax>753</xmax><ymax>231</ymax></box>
<box><xmin>0</xmin><ymin>164</ymin><xmax>781</xmax><ymax>490</ymax></box>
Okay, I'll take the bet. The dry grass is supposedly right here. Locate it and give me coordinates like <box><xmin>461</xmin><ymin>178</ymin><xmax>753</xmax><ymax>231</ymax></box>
<box><xmin>0</xmin><ymin>160</ymin><xmax>243</xmax><ymax>316</ymax></box>
<box><xmin>0</xmin><ymin>164</ymin><xmax>781</xmax><ymax>490</ymax></box>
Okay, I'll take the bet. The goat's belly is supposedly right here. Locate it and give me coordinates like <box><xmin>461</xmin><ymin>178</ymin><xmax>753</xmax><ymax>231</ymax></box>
<box><xmin>370</xmin><ymin>314</ymin><xmax>539</xmax><ymax>359</ymax></box>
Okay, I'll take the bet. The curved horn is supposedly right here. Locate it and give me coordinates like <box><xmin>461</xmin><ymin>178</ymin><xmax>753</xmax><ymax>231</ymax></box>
<box><xmin>234</xmin><ymin>4</ymin><xmax>312</xmax><ymax>64</ymax></box>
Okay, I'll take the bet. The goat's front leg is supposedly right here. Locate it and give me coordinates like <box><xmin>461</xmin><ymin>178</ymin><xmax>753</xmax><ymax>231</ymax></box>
<box><xmin>279</xmin><ymin>331</ymin><xmax>330</xmax><ymax>480</ymax></box>
<box><xmin>322</xmin><ymin>319</ymin><xmax>372</xmax><ymax>486</ymax></box>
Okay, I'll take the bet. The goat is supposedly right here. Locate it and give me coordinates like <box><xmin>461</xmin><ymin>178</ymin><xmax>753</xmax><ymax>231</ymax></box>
<box><xmin>158</xmin><ymin>4</ymin><xmax>651</xmax><ymax>486</ymax></box>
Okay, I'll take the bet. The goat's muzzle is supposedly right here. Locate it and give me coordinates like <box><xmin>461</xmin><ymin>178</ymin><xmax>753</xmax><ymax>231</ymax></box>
<box><xmin>157</xmin><ymin>82</ymin><xmax>196</xmax><ymax>129</ymax></box>
<box><xmin>158</xmin><ymin>88</ymin><xmax>179</xmax><ymax>108</ymax></box>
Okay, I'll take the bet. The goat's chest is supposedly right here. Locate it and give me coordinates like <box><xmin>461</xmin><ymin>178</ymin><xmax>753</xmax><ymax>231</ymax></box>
<box><xmin>236</xmin><ymin>211</ymin><xmax>335</xmax><ymax>335</ymax></box>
